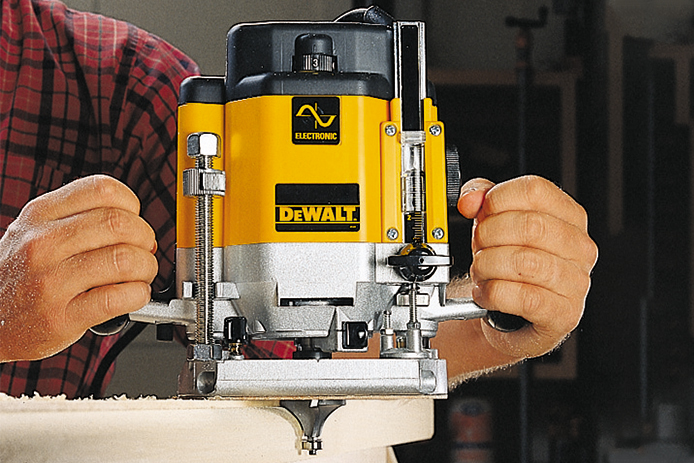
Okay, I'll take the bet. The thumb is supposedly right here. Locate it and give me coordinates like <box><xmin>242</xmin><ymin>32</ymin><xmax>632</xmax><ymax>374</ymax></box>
<box><xmin>457</xmin><ymin>178</ymin><xmax>495</xmax><ymax>219</ymax></box>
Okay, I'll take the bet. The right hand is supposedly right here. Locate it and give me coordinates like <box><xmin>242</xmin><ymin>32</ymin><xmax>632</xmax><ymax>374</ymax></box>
<box><xmin>0</xmin><ymin>175</ymin><xmax>158</xmax><ymax>362</ymax></box>
<box><xmin>435</xmin><ymin>176</ymin><xmax>597</xmax><ymax>381</ymax></box>
<box><xmin>456</xmin><ymin>176</ymin><xmax>596</xmax><ymax>360</ymax></box>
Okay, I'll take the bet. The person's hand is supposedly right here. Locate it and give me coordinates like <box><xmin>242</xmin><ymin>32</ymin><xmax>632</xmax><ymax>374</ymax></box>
<box><xmin>459</xmin><ymin>175</ymin><xmax>598</xmax><ymax>358</ymax></box>
<box><xmin>435</xmin><ymin>175</ymin><xmax>598</xmax><ymax>379</ymax></box>
<box><xmin>0</xmin><ymin>175</ymin><xmax>158</xmax><ymax>362</ymax></box>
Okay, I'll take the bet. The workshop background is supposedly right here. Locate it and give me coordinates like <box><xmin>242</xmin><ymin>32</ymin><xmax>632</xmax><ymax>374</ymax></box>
<box><xmin>61</xmin><ymin>0</ymin><xmax>694</xmax><ymax>462</ymax></box>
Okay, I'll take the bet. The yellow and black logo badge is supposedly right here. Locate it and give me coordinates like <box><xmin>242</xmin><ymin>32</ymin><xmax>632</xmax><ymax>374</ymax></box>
<box><xmin>292</xmin><ymin>97</ymin><xmax>340</xmax><ymax>145</ymax></box>
<box><xmin>276</xmin><ymin>183</ymin><xmax>359</xmax><ymax>232</ymax></box>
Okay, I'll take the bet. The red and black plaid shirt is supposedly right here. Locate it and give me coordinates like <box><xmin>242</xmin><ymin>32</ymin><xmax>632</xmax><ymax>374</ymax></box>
<box><xmin>0</xmin><ymin>0</ymin><xmax>293</xmax><ymax>398</ymax></box>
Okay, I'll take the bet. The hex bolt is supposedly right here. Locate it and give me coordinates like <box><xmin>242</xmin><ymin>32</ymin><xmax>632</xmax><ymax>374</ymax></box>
<box><xmin>188</xmin><ymin>132</ymin><xmax>220</xmax><ymax>159</ymax></box>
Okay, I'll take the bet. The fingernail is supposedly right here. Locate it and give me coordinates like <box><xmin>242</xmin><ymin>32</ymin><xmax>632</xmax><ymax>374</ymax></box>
<box><xmin>461</xmin><ymin>179</ymin><xmax>490</xmax><ymax>197</ymax></box>
<box><xmin>471</xmin><ymin>284</ymin><xmax>482</xmax><ymax>300</ymax></box>
<box><xmin>460</xmin><ymin>185</ymin><xmax>477</xmax><ymax>196</ymax></box>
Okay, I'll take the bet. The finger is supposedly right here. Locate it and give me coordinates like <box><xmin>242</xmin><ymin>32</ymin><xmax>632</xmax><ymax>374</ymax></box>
<box><xmin>481</xmin><ymin>176</ymin><xmax>588</xmax><ymax>231</ymax></box>
<box><xmin>19</xmin><ymin>175</ymin><xmax>141</xmax><ymax>222</ymax></box>
<box><xmin>66</xmin><ymin>281</ymin><xmax>153</xmax><ymax>331</ymax></box>
<box><xmin>52</xmin><ymin>207</ymin><xmax>157</xmax><ymax>258</ymax></box>
<box><xmin>472</xmin><ymin>211</ymin><xmax>599</xmax><ymax>273</ymax></box>
<box><xmin>56</xmin><ymin>244</ymin><xmax>158</xmax><ymax>300</ymax></box>
<box><xmin>457</xmin><ymin>178</ymin><xmax>495</xmax><ymax>219</ymax></box>
<box><xmin>470</xmin><ymin>246</ymin><xmax>592</xmax><ymax>301</ymax></box>
<box><xmin>472</xmin><ymin>279</ymin><xmax>582</xmax><ymax>336</ymax></box>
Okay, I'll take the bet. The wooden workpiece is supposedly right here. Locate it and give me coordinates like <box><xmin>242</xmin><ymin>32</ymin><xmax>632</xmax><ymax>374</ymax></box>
<box><xmin>0</xmin><ymin>395</ymin><xmax>434</xmax><ymax>462</ymax></box>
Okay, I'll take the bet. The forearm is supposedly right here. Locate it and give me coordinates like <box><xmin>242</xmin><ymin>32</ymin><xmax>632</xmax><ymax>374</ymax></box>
<box><xmin>431</xmin><ymin>319</ymin><xmax>519</xmax><ymax>387</ymax></box>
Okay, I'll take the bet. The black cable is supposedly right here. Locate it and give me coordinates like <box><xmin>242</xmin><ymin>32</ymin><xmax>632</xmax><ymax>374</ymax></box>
<box><xmin>335</xmin><ymin>5</ymin><xmax>394</xmax><ymax>25</ymax></box>
<box><xmin>89</xmin><ymin>322</ymin><xmax>148</xmax><ymax>398</ymax></box>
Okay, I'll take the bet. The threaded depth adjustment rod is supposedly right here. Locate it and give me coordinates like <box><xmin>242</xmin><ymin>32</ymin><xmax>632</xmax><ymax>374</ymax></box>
<box><xmin>183</xmin><ymin>132</ymin><xmax>225</xmax><ymax>346</ymax></box>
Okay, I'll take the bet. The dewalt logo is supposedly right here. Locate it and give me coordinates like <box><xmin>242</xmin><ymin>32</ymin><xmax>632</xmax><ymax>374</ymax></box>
<box><xmin>292</xmin><ymin>97</ymin><xmax>340</xmax><ymax>145</ymax></box>
<box><xmin>275</xmin><ymin>183</ymin><xmax>359</xmax><ymax>232</ymax></box>
<box><xmin>277</xmin><ymin>205</ymin><xmax>359</xmax><ymax>229</ymax></box>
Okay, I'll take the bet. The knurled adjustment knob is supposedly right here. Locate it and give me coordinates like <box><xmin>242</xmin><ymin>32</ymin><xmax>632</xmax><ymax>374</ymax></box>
<box><xmin>445</xmin><ymin>143</ymin><xmax>461</xmax><ymax>207</ymax></box>
<box><xmin>293</xmin><ymin>34</ymin><xmax>337</xmax><ymax>72</ymax></box>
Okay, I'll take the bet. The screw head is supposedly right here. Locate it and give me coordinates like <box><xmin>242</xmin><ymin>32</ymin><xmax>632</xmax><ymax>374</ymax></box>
<box><xmin>385</xmin><ymin>125</ymin><xmax>397</xmax><ymax>137</ymax></box>
<box><xmin>429</xmin><ymin>124</ymin><xmax>442</xmax><ymax>137</ymax></box>
<box><xmin>387</xmin><ymin>228</ymin><xmax>399</xmax><ymax>240</ymax></box>
<box><xmin>432</xmin><ymin>227</ymin><xmax>445</xmax><ymax>240</ymax></box>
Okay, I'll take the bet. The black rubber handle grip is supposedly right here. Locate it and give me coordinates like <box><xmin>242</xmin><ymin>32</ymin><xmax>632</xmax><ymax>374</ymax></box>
<box><xmin>484</xmin><ymin>311</ymin><xmax>530</xmax><ymax>332</ymax></box>
<box><xmin>90</xmin><ymin>314</ymin><xmax>130</xmax><ymax>336</ymax></box>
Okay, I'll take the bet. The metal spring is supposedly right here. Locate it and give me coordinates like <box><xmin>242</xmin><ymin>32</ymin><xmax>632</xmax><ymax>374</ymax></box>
<box><xmin>194</xmin><ymin>158</ymin><xmax>215</xmax><ymax>345</ymax></box>
<box><xmin>408</xmin><ymin>283</ymin><xmax>420</xmax><ymax>328</ymax></box>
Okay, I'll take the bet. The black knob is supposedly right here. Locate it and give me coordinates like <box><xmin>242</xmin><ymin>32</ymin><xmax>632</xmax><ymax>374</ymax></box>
<box><xmin>224</xmin><ymin>317</ymin><xmax>248</xmax><ymax>346</ymax></box>
<box><xmin>387</xmin><ymin>244</ymin><xmax>452</xmax><ymax>282</ymax></box>
<box><xmin>156</xmin><ymin>324</ymin><xmax>175</xmax><ymax>342</ymax></box>
<box><xmin>485</xmin><ymin>311</ymin><xmax>530</xmax><ymax>332</ymax></box>
<box><xmin>293</xmin><ymin>34</ymin><xmax>337</xmax><ymax>72</ymax></box>
<box><xmin>342</xmin><ymin>321</ymin><xmax>369</xmax><ymax>350</ymax></box>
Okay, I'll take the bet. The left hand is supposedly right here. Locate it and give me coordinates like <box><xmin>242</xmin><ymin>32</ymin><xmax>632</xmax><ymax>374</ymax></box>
<box><xmin>0</xmin><ymin>175</ymin><xmax>158</xmax><ymax>362</ymax></box>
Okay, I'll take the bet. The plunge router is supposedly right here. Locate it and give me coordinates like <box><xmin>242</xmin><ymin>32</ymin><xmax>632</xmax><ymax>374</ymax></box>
<box><xmin>96</xmin><ymin>7</ymin><xmax>525</xmax><ymax>454</ymax></box>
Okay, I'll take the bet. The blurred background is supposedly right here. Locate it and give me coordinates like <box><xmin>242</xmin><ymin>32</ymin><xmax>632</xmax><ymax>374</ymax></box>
<box><xmin>62</xmin><ymin>0</ymin><xmax>694</xmax><ymax>461</ymax></box>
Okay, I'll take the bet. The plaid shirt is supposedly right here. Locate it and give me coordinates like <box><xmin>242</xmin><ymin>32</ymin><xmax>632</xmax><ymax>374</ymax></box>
<box><xmin>0</xmin><ymin>0</ymin><xmax>293</xmax><ymax>398</ymax></box>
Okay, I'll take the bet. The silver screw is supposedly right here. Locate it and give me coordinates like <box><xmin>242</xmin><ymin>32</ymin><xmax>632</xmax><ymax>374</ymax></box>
<box><xmin>385</xmin><ymin>125</ymin><xmax>397</xmax><ymax>137</ymax></box>
<box><xmin>432</xmin><ymin>227</ymin><xmax>445</xmax><ymax>240</ymax></box>
<box><xmin>429</xmin><ymin>124</ymin><xmax>442</xmax><ymax>137</ymax></box>
<box><xmin>387</xmin><ymin>228</ymin><xmax>399</xmax><ymax>240</ymax></box>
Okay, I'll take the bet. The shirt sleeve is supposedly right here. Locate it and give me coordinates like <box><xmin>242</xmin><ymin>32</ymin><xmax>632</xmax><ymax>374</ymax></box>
<box><xmin>0</xmin><ymin>0</ymin><xmax>201</xmax><ymax>398</ymax></box>
<box><xmin>69</xmin><ymin>13</ymin><xmax>201</xmax><ymax>292</ymax></box>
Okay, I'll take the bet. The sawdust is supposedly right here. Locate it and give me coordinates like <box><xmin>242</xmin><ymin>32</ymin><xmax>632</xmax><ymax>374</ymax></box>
<box><xmin>0</xmin><ymin>392</ymin><xmax>283</xmax><ymax>414</ymax></box>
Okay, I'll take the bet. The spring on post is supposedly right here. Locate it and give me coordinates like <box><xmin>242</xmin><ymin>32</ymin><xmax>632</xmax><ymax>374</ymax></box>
<box><xmin>408</xmin><ymin>283</ymin><xmax>420</xmax><ymax>328</ymax></box>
